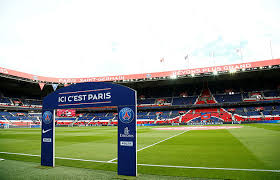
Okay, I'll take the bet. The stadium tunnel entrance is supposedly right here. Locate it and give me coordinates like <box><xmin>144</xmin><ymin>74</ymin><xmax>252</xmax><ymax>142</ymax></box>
<box><xmin>41</xmin><ymin>82</ymin><xmax>137</xmax><ymax>176</ymax></box>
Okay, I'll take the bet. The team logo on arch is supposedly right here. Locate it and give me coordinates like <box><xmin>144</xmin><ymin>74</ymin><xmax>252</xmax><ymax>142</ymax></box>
<box><xmin>43</xmin><ymin>111</ymin><xmax>53</xmax><ymax>124</ymax></box>
<box><xmin>119</xmin><ymin>107</ymin><xmax>134</xmax><ymax>124</ymax></box>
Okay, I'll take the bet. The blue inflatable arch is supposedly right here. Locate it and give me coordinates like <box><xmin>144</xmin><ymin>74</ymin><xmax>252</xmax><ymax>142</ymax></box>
<box><xmin>41</xmin><ymin>82</ymin><xmax>137</xmax><ymax>176</ymax></box>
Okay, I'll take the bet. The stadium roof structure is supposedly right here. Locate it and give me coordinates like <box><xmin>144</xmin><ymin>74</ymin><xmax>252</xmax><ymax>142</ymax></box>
<box><xmin>1</xmin><ymin>58</ymin><xmax>280</xmax><ymax>112</ymax></box>
<box><xmin>1</xmin><ymin>59</ymin><xmax>280</xmax><ymax>85</ymax></box>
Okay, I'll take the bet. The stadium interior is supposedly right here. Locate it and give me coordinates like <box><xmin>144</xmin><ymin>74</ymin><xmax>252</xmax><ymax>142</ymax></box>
<box><xmin>1</xmin><ymin>63</ymin><xmax>280</xmax><ymax>128</ymax></box>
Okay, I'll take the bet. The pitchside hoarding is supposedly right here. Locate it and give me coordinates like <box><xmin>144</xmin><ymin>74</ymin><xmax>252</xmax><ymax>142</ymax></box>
<box><xmin>41</xmin><ymin>82</ymin><xmax>137</xmax><ymax>176</ymax></box>
<box><xmin>56</xmin><ymin>109</ymin><xmax>76</xmax><ymax>117</ymax></box>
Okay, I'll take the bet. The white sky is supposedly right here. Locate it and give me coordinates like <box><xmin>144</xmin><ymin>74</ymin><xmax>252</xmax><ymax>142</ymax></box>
<box><xmin>0</xmin><ymin>0</ymin><xmax>280</xmax><ymax>78</ymax></box>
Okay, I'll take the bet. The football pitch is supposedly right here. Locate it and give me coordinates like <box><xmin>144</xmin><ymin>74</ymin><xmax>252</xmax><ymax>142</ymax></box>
<box><xmin>0</xmin><ymin>124</ymin><xmax>280</xmax><ymax>179</ymax></box>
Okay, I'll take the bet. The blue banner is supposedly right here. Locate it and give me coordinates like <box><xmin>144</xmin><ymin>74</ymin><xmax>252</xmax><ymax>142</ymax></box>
<box><xmin>57</xmin><ymin>88</ymin><xmax>112</xmax><ymax>107</ymax></box>
<box><xmin>41</xmin><ymin>82</ymin><xmax>137</xmax><ymax>176</ymax></box>
<box><xmin>118</xmin><ymin>105</ymin><xmax>137</xmax><ymax>176</ymax></box>
<box><xmin>259</xmin><ymin>120</ymin><xmax>280</xmax><ymax>123</ymax></box>
<box><xmin>41</xmin><ymin>110</ymin><xmax>55</xmax><ymax>166</ymax></box>
<box><xmin>43</xmin><ymin>82</ymin><xmax>136</xmax><ymax>110</ymax></box>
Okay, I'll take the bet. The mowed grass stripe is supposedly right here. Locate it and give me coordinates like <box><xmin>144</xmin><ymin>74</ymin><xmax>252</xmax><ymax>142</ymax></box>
<box><xmin>1</xmin><ymin>158</ymin><xmax>278</xmax><ymax>180</ymax></box>
<box><xmin>0</xmin><ymin>127</ymin><xmax>183</xmax><ymax>162</ymax></box>
<box><xmin>1</xmin><ymin>151</ymin><xmax>279</xmax><ymax>172</ymax></box>
<box><xmin>229</xmin><ymin>125</ymin><xmax>280</xmax><ymax>169</ymax></box>
<box><xmin>137</xmin><ymin>127</ymin><xmax>186</xmax><ymax>151</ymax></box>
<box><xmin>244</xmin><ymin>123</ymin><xmax>280</xmax><ymax>131</ymax></box>
<box><xmin>0</xmin><ymin>128</ymin><xmax>41</xmax><ymax>154</ymax></box>
<box><xmin>0</xmin><ymin>139</ymin><xmax>40</xmax><ymax>154</ymax></box>
<box><xmin>137</xmin><ymin>130</ymin><xmax>187</xmax><ymax>152</ymax></box>
<box><xmin>0</xmin><ymin>160</ymin><xmax>117</xmax><ymax>180</ymax></box>
<box><xmin>1</xmin><ymin>126</ymin><xmax>280</xmax><ymax>179</ymax></box>
<box><xmin>55</xmin><ymin>127</ymin><xmax>118</xmax><ymax>161</ymax></box>
<box><xmin>108</xmin><ymin>130</ymin><xmax>187</xmax><ymax>162</ymax></box>
<box><xmin>138</xmin><ymin>129</ymin><xmax>267</xmax><ymax>169</ymax></box>
<box><xmin>1</xmin><ymin>146</ymin><xmax>279</xmax><ymax>179</ymax></box>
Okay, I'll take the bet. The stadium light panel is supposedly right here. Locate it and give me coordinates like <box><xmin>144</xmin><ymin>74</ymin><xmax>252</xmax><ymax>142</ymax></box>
<box><xmin>229</xmin><ymin>69</ymin><xmax>237</xmax><ymax>74</ymax></box>
<box><xmin>170</xmin><ymin>74</ymin><xmax>177</xmax><ymax>79</ymax></box>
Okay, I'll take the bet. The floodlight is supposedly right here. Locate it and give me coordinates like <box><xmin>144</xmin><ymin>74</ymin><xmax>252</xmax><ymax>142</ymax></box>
<box><xmin>170</xmin><ymin>74</ymin><xmax>177</xmax><ymax>79</ymax></box>
<box><xmin>229</xmin><ymin>69</ymin><xmax>237</xmax><ymax>73</ymax></box>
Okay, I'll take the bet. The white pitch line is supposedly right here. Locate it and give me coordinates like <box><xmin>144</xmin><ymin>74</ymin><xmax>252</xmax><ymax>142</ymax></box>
<box><xmin>0</xmin><ymin>151</ymin><xmax>279</xmax><ymax>173</ymax></box>
<box><xmin>0</xmin><ymin>152</ymin><xmax>116</xmax><ymax>164</ymax></box>
<box><xmin>138</xmin><ymin>163</ymin><xmax>280</xmax><ymax>173</ymax></box>
<box><xmin>137</xmin><ymin>130</ymin><xmax>188</xmax><ymax>152</ymax></box>
<box><xmin>55</xmin><ymin>156</ymin><xmax>116</xmax><ymax>164</ymax></box>
<box><xmin>107</xmin><ymin>130</ymin><xmax>188</xmax><ymax>162</ymax></box>
<box><xmin>0</xmin><ymin>152</ymin><xmax>40</xmax><ymax>157</ymax></box>
<box><xmin>107</xmin><ymin>157</ymin><xmax>118</xmax><ymax>163</ymax></box>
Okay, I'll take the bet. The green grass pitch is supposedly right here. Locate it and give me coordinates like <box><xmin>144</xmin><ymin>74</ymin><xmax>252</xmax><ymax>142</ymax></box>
<box><xmin>0</xmin><ymin>124</ymin><xmax>280</xmax><ymax>179</ymax></box>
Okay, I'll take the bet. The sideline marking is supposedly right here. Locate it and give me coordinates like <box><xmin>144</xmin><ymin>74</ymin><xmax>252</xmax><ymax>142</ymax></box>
<box><xmin>108</xmin><ymin>130</ymin><xmax>187</xmax><ymax>162</ymax></box>
<box><xmin>0</xmin><ymin>152</ymin><xmax>116</xmax><ymax>164</ymax></box>
<box><xmin>138</xmin><ymin>163</ymin><xmax>280</xmax><ymax>173</ymax></box>
<box><xmin>107</xmin><ymin>157</ymin><xmax>118</xmax><ymax>163</ymax></box>
<box><xmin>0</xmin><ymin>152</ymin><xmax>279</xmax><ymax>173</ymax></box>
<box><xmin>137</xmin><ymin>130</ymin><xmax>187</xmax><ymax>152</ymax></box>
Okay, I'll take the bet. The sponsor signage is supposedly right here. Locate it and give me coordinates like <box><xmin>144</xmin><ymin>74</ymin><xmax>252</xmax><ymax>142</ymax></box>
<box><xmin>42</xmin><ymin>84</ymin><xmax>136</xmax><ymax>109</ymax></box>
<box><xmin>120</xmin><ymin>127</ymin><xmax>134</xmax><ymax>138</ymax></box>
<box><xmin>57</xmin><ymin>89</ymin><xmax>112</xmax><ymax>107</ymax></box>
<box><xmin>41</xmin><ymin>82</ymin><xmax>137</xmax><ymax>176</ymax></box>
<box><xmin>120</xmin><ymin>141</ymin><xmax>133</xmax><ymax>147</ymax></box>
<box><xmin>43</xmin><ymin>138</ymin><xmax>52</xmax><ymax>142</ymax></box>
<box><xmin>0</xmin><ymin>67</ymin><xmax>8</xmax><ymax>74</ymax></box>
<box><xmin>56</xmin><ymin>109</ymin><xmax>76</xmax><ymax>117</ymax></box>
<box><xmin>1</xmin><ymin>59</ymin><xmax>280</xmax><ymax>83</ymax></box>
<box><xmin>41</xmin><ymin>110</ymin><xmax>54</xmax><ymax>166</ymax></box>
<box><xmin>118</xmin><ymin>106</ymin><xmax>137</xmax><ymax>176</ymax></box>
<box><xmin>42</xmin><ymin>82</ymin><xmax>136</xmax><ymax>109</ymax></box>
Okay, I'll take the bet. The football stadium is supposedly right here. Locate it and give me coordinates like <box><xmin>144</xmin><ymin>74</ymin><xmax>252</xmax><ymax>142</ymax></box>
<box><xmin>1</xmin><ymin>59</ymin><xmax>280</xmax><ymax>179</ymax></box>
<box><xmin>1</xmin><ymin>1</ymin><xmax>280</xmax><ymax>179</ymax></box>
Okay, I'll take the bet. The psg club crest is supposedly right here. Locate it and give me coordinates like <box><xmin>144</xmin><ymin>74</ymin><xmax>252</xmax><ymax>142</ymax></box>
<box><xmin>119</xmin><ymin>107</ymin><xmax>134</xmax><ymax>124</ymax></box>
<box><xmin>43</xmin><ymin>111</ymin><xmax>53</xmax><ymax>124</ymax></box>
